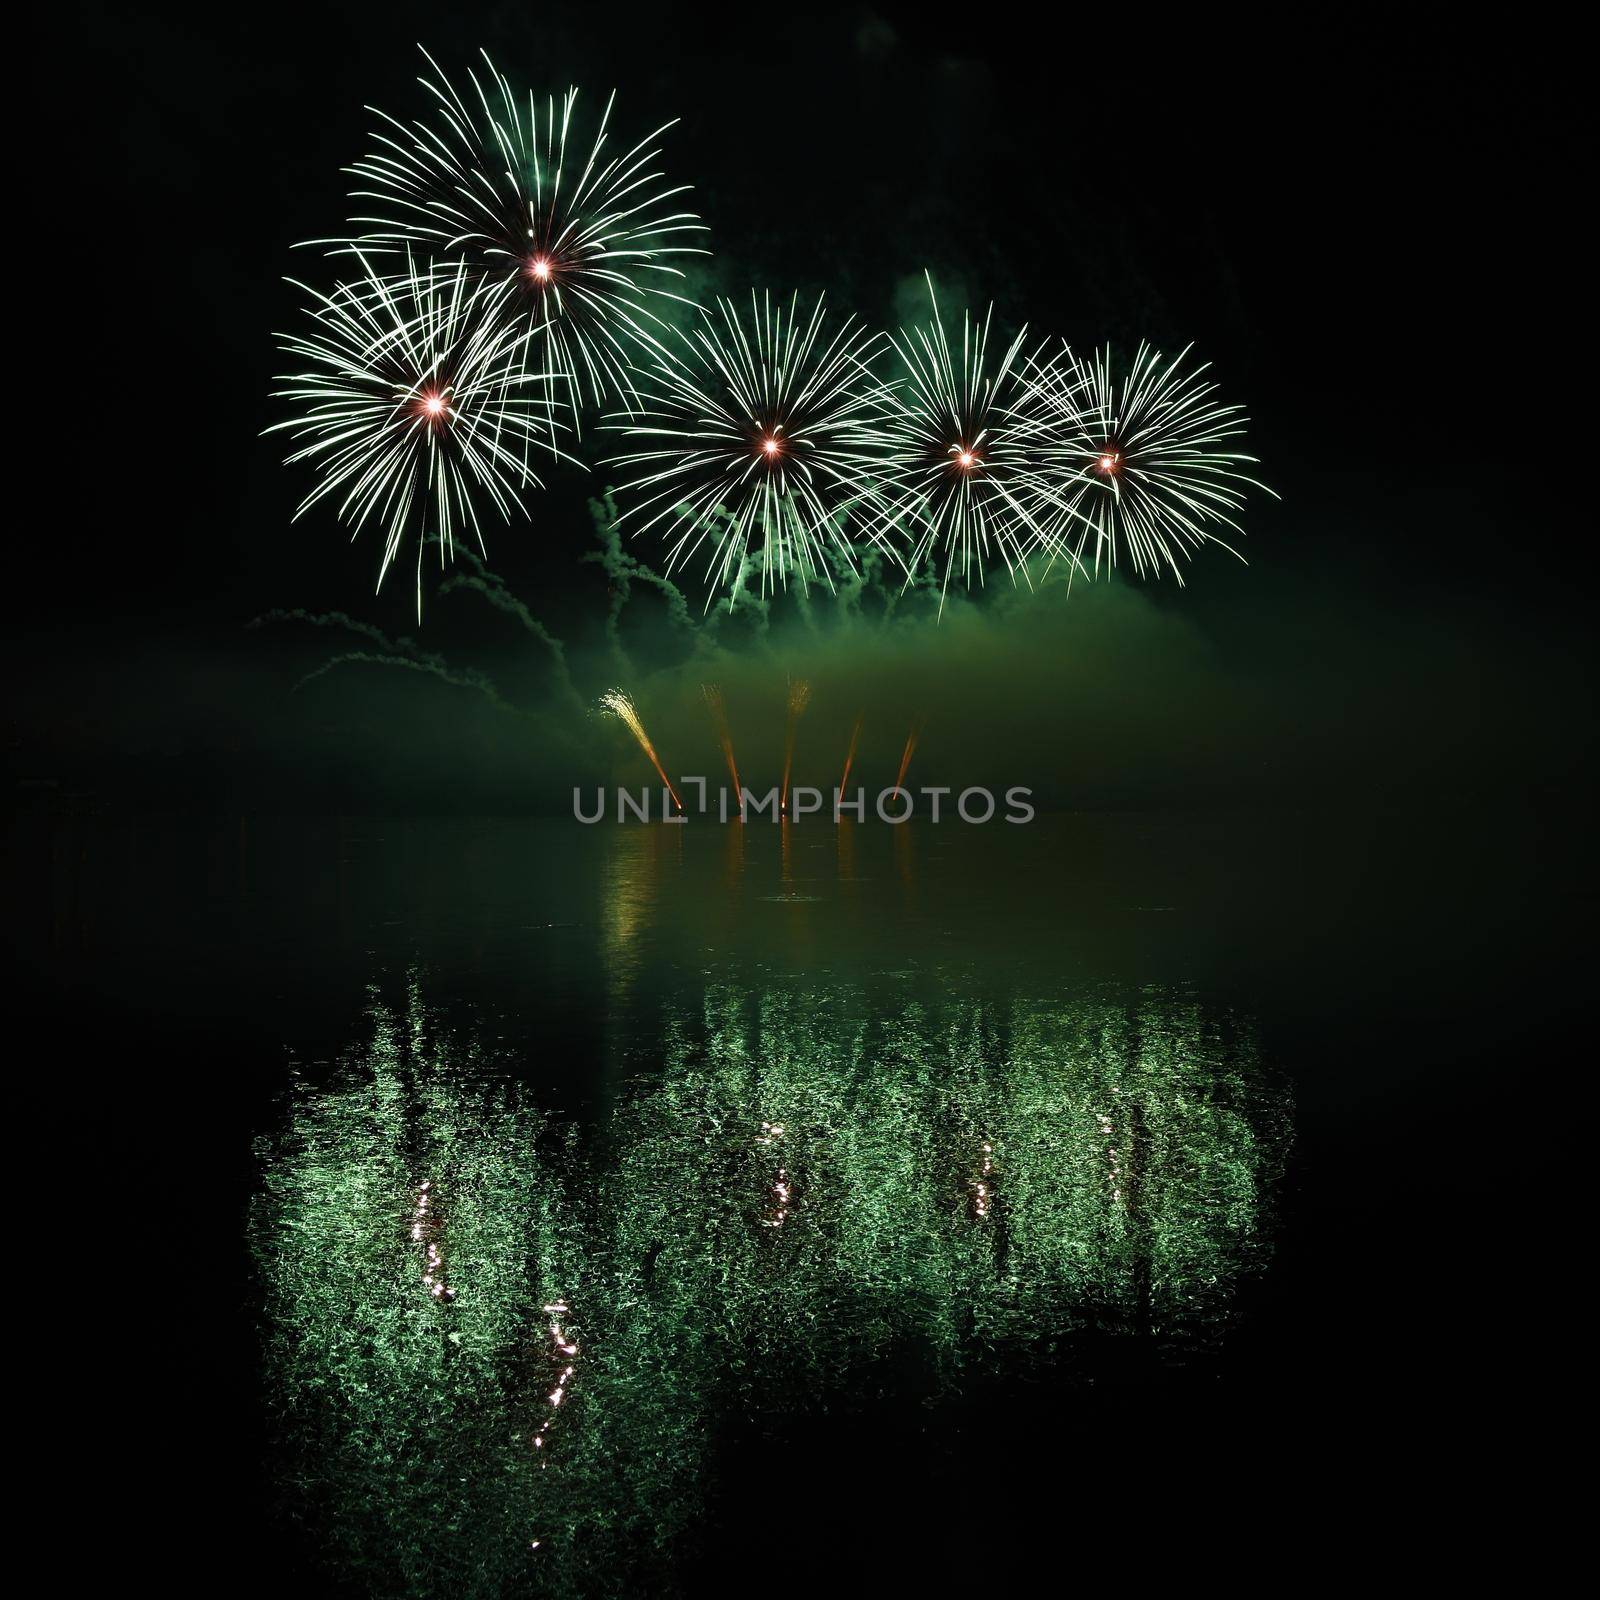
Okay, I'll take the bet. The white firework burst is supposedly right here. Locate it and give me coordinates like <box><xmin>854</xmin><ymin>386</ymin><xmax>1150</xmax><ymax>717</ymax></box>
<box><xmin>1025</xmin><ymin>342</ymin><xmax>1276</xmax><ymax>581</ymax></box>
<box><xmin>604</xmin><ymin>290</ymin><xmax>893</xmax><ymax>603</ymax></box>
<box><xmin>325</xmin><ymin>48</ymin><xmax>706</xmax><ymax>422</ymax></box>
<box><xmin>865</xmin><ymin>275</ymin><xmax>1077</xmax><ymax>607</ymax></box>
<box><xmin>267</xmin><ymin>253</ymin><xmax>567</xmax><ymax>612</ymax></box>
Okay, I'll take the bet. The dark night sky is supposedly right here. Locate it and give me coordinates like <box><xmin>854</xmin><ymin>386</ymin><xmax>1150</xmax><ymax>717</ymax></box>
<box><xmin>14</xmin><ymin>4</ymin><xmax>1591</xmax><ymax>811</ymax></box>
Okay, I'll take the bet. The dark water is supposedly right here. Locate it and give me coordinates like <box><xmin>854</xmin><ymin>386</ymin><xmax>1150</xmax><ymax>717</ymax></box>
<box><xmin>12</xmin><ymin>809</ymin><xmax>1572</xmax><ymax>1591</ymax></box>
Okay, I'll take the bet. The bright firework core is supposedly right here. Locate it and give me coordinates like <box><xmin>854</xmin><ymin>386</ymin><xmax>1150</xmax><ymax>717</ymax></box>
<box><xmin>761</xmin><ymin>436</ymin><xmax>781</xmax><ymax>458</ymax></box>
<box><xmin>528</xmin><ymin>256</ymin><xmax>553</xmax><ymax>282</ymax></box>
<box><xmin>421</xmin><ymin>394</ymin><xmax>446</xmax><ymax>418</ymax></box>
<box><xmin>954</xmin><ymin>446</ymin><xmax>979</xmax><ymax>471</ymax></box>
<box><xmin>1097</xmin><ymin>449</ymin><xmax>1121</xmax><ymax>473</ymax></box>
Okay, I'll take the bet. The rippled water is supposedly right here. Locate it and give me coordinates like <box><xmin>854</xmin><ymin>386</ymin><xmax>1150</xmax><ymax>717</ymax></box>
<box><xmin>254</xmin><ymin>973</ymin><xmax>1285</xmax><ymax>1594</ymax></box>
<box><xmin>13</xmin><ymin>810</ymin><xmax>1567</xmax><ymax>1593</ymax></box>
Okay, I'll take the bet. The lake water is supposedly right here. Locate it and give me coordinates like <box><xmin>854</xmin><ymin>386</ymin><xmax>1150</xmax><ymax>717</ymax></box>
<box><xmin>12</xmin><ymin>808</ymin><xmax>1567</xmax><ymax>1592</ymax></box>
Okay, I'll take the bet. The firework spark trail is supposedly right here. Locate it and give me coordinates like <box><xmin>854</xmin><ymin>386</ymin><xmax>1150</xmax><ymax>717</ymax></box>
<box><xmin>605</xmin><ymin>291</ymin><xmax>897</xmax><ymax>605</ymax></box>
<box><xmin>780</xmin><ymin>679</ymin><xmax>811</xmax><ymax>811</ymax></box>
<box><xmin>701</xmin><ymin>684</ymin><xmax>741</xmax><ymax>800</ymax></box>
<box><xmin>838</xmin><ymin>712</ymin><xmax>864</xmax><ymax>802</ymax></box>
<box><xmin>324</xmin><ymin>50</ymin><xmax>707</xmax><ymax>423</ymax></box>
<box><xmin>895</xmin><ymin>716</ymin><xmax>924</xmax><ymax>789</ymax></box>
<box><xmin>1023</xmin><ymin>342</ymin><xmax>1276</xmax><ymax>582</ymax></box>
<box><xmin>600</xmin><ymin>689</ymin><xmax>682</xmax><ymax>811</ymax></box>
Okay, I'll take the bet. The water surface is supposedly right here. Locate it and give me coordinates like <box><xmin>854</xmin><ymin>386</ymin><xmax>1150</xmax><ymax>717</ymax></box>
<box><xmin>12</xmin><ymin>810</ymin><xmax>1565</xmax><ymax>1592</ymax></box>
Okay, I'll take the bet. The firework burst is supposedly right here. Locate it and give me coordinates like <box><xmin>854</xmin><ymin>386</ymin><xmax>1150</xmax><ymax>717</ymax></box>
<box><xmin>1025</xmin><ymin>343</ymin><xmax>1276</xmax><ymax>581</ymax></box>
<box><xmin>866</xmin><ymin>275</ymin><xmax>1079</xmax><ymax>607</ymax></box>
<box><xmin>605</xmin><ymin>291</ymin><xmax>894</xmax><ymax>603</ymax></box>
<box><xmin>268</xmin><ymin>253</ymin><xmax>564</xmax><ymax>611</ymax></box>
<box><xmin>328</xmin><ymin>49</ymin><xmax>706</xmax><ymax>421</ymax></box>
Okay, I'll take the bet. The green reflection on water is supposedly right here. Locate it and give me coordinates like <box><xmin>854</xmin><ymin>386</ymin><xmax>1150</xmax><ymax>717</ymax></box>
<box><xmin>253</xmin><ymin>977</ymin><xmax>1287</xmax><ymax>1596</ymax></box>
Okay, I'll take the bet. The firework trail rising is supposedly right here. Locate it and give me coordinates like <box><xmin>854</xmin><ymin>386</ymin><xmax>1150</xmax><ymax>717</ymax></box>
<box><xmin>780</xmin><ymin>679</ymin><xmax>811</xmax><ymax>811</ymax></box>
<box><xmin>838</xmin><ymin>712</ymin><xmax>864</xmax><ymax>801</ymax></box>
<box><xmin>895</xmin><ymin>716</ymin><xmax>924</xmax><ymax>789</ymax></box>
<box><xmin>600</xmin><ymin>689</ymin><xmax>682</xmax><ymax>811</ymax></box>
<box><xmin>701</xmin><ymin>684</ymin><xmax>741</xmax><ymax>799</ymax></box>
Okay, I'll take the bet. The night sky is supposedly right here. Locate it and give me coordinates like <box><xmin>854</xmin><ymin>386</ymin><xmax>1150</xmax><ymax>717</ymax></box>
<box><xmin>16</xmin><ymin>5</ymin><xmax>1590</xmax><ymax>809</ymax></box>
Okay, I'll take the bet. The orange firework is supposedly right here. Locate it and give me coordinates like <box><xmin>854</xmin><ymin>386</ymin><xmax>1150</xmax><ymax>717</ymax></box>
<box><xmin>838</xmin><ymin>711</ymin><xmax>864</xmax><ymax>802</ymax></box>
<box><xmin>895</xmin><ymin>715</ymin><xmax>925</xmax><ymax>789</ymax></box>
<box><xmin>701</xmin><ymin>683</ymin><xmax>741</xmax><ymax>799</ymax></box>
<box><xmin>600</xmin><ymin>689</ymin><xmax>682</xmax><ymax>812</ymax></box>
<box><xmin>780</xmin><ymin>678</ymin><xmax>811</xmax><ymax>810</ymax></box>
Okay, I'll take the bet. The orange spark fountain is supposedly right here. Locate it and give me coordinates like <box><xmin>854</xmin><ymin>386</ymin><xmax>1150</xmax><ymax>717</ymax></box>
<box><xmin>838</xmin><ymin>711</ymin><xmax>864</xmax><ymax>803</ymax></box>
<box><xmin>600</xmin><ymin>689</ymin><xmax>682</xmax><ymax>812</ymax></box>
<box><xmin>701</xmin><ymin>684</ymin><xmax>741</xmax><ymax>802</ymax></box>
<box><xmin>779</xmin><ymin>678</ymin><xmax>811</xmax><ymax>811</ymax></box>
<box><xmin>895</xmin><ymin>715</ymin><xmax>925</xmax><ymax>790</ymax></box>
